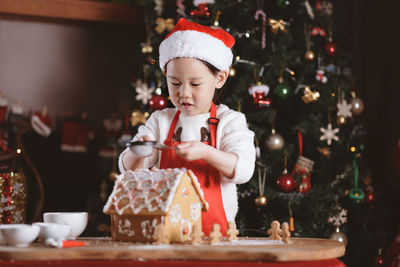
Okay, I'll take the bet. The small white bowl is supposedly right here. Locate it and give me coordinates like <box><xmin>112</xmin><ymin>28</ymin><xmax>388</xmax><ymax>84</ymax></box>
<box><xmin>0</xmin><ymin>224</ymin><xmax>40</xmax><ymax>247</ymax></box>
<box><xmin>43</xmin><ymin>212</ymin><xmax>88</xmax><ymax>239</ymax></box>
<box><xmin>33</xmin><ymin>222</ymin><xmax>70</xmax><ymax>241</ymax></box>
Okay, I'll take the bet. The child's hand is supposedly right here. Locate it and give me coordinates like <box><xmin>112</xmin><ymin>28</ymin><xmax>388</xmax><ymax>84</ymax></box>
<box><xmin>137</xmin><ymin>135</ymin><xmax>153</xmax><ymax>142</ymax></box>
<box><xmin>176</xmin><ymin>141</ymin><xmax>211</xmax><ymax>161</ymax></box>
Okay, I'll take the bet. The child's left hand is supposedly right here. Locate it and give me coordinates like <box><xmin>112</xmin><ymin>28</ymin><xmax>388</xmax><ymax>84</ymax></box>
<box><xmin>176</xmin><ymin>141</ymin><xmax>211</xmax><ymax>161</ymax></box>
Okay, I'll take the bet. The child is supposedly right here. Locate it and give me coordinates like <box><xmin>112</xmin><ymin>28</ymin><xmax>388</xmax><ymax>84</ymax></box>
<box><xmin>119</xmin><ymin>18</ymin><xmax>255</xmax><ymax>235</ymax></box>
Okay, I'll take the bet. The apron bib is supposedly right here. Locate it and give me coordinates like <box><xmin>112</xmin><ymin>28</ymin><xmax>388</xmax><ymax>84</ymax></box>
<box><xmin>159</xmin><ymin>103</ymin><xmax>228</xmax><ymax>236</ymax></box>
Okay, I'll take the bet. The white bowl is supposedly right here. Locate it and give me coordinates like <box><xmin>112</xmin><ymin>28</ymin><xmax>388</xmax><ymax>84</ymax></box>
<box><xmin>0</xmin><ymin>224</ymin><xmax>40</xmax><ymax>247</ymax></box>
<box><xmin>43</xmin><ymin>212</ymin><xmax>88</xmax><ymax>239</ymax></box>
<box><xmin>33</xmin><ymin>222</ymin><xmax>70</xmax><ymax>241</ymax></box>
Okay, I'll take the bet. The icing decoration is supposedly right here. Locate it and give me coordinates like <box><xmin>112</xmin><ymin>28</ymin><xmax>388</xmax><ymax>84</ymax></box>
<box><xmin>118</xmin><ymin>219</ymin><xmax>135</xmax><ymax>237</ymax></box>
<box><xmin>190</xmin><ymin>202</ymin><xmax>201</xmax><ymax>221</ymax></box>
<box><xmin>141</xmin><ymin>218</ymin><xmax>158</xmax><ymax>239</ymax></box>
<box><xmin>169</xmin><ymin>204</ymin><xmax>182</xmax><ymax>224</ymax></box>
<box><xmin>103</xmin><ymin>168</ymin><xmax>208</xmax><ymax>216</ymax></box>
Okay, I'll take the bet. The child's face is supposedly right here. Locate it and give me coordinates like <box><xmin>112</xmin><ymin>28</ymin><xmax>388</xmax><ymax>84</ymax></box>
<box><xmin>165</xmin><ymin>58</ymin><xmax>227</xmax><ymax>116</ymax></box>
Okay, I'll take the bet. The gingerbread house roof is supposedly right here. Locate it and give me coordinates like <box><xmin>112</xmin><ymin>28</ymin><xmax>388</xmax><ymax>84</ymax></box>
<box><xmin>103</xmin><ymin>168</ymin><xmax>208</xmax><ymax>216</ymax></box>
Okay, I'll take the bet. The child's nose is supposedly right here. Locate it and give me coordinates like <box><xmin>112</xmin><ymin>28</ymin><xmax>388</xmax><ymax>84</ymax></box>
<box><xmin>179</xmin><ymin>84</ymin><xmax>191</xmax><ymax>98</ymax></box>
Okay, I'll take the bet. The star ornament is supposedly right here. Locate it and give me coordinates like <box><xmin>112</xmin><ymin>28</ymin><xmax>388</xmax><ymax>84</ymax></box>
<box><xmin>337</xmin><ymin>100</ymin><xmax>352</xmax><ymax>118</ymax></box>
<box><xmin>320</xmin><ymin>123</ymin><xmax>339</xmax><ymax>146</ymax></box>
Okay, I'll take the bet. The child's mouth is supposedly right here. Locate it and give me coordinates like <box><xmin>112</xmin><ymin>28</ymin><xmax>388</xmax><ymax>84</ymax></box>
<box><xmin>181</xmin><ymin>102</ymin><xmax>193</xmax><ymax>108</ymax></box>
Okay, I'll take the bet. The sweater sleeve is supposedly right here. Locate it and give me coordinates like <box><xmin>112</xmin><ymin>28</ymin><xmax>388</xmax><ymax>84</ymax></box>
<box><xmin>218</xmin><ymin>110</ymin><xmax>256</xmax><ymax>184</ymax></box>
<box><xmin>118</xmin><ymin>111</ymin><xmax>161</xmax><ymax>173</ymax></box>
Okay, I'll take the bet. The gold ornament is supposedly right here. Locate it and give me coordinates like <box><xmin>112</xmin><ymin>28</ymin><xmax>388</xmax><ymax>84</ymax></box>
<box><xmin>212</xmin><ymin>11</ymin><xmax>222</xmax><ymax>28</ymax></box>
<box><xmin>302</xmin><ymin>86</ymin><xmax>320</xmax><ymax>103</ymax></box>
<box><xmin>304</xmin><ymin>50</ymin><xmax>315</xmax><ymax>60</ymax></box>
<box><xmin>318</xmin><ymin>147</ymin><xmax>331</xmax><ymax>158</ymax></box>
<box><xmin>131</xmin><ymin>110</ymin><xmax>149</xmax><ymax>127</ymax></box>
<box><xmin>336</xmin><ymin>115</ymin><xmax>347</xmax><ymax>125</ymax></box>
<box><xmin>0</xmin><ymin>172</ymin><xmax>27</xmax><ymax>224</ymax></box>
<box><xmin>141</xmin><ymin>43</ymin><xmax>153</xmax><ymax>54</ymax></box>
<box><xmin>154</xmin><ymin>18</ymin><xmax>175</xmax><ymax>34</ymax></box>
<box><xmin>351</xmin><ymin>97</ymin><xmax>364</xmax><ymax>115</ymax></box>
<box><xmin>255</xmin><ymin>166</ymin><xmax>268</xmax><ymax>206</ymax></box>
<box><xmin>268</xmin><ymin>18</ymin><xmax>288</xmax><ymax>34</ymax></box>
<box><xmin>229</xmin><ymin>67</ymin><xmax>236</xmax><ymax>77</ymax></box>
<box><xmin>255</xmin><ymin>195</ymin><xmax>268</xmax><ymax>206</ymax></box>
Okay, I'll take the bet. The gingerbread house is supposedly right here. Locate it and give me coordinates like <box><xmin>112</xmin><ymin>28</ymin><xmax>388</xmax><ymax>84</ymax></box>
<box><xmin>103</xmin><ymin>168</ymin><xmax>208</xmax><ymax>243</ymax></box>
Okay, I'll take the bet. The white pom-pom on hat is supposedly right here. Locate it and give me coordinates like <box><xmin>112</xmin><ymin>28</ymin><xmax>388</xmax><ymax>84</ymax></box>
<box><xmin>159</xmin><ymin>18</ymin><xmax>235</xmax><ymax>72</ymax></box>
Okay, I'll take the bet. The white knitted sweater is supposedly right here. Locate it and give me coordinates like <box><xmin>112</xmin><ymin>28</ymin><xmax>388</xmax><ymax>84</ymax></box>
<box><xmin>119</xmin><ymin>104</ymin><xmax>256</xmax><ymax>222</ymax></box>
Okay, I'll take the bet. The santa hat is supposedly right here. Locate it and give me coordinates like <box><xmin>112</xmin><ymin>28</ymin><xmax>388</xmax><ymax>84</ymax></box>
<box><xmin>31</xmin><ymin>111</ymin><xmax>52</xmax><ymax>137</ymax></box>
<box><xmin>159</xmin><ymin>18</ymin><xmax>235</xmax><ymax>72</ymax></box>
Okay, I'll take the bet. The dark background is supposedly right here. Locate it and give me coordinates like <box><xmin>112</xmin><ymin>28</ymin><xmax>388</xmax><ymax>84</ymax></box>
<box><xmin>4</xmin><ymin>0</ymin><xmax>399</xmax><ymax>266</ymax></box>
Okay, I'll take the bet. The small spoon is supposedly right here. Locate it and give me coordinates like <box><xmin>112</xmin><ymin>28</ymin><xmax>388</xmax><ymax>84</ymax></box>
<box><xmin>127</xmin><ymin>141</ymin><xmax>176</xmax><ymax>157</ymax></box>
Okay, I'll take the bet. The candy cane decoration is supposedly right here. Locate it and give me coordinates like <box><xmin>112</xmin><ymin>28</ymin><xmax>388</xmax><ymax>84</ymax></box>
<box><xmin>254</xmin><ymin>9</ymin><xmax>267</xmax><ymax>49</ymax></box>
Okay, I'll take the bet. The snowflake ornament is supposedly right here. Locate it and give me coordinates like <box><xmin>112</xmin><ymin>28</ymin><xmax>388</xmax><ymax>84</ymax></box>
<box><xmin>337</xmin><ymin>99</ymin><xmax>352</xmax><ymax>118</ymax></box>
<box><xmin>135</xmin><ymin>80</ymin><xmax>154</xmax><ymax>105</ymax></box>
<box><xmin>320</xmin><ymin>123</ymin><xmax>339</xmax><ymax>146</ymax></box>
<box><xmin>328</xmin><ymin>209</ymin><xmax>347</xmax><ymax>226</ymax></box>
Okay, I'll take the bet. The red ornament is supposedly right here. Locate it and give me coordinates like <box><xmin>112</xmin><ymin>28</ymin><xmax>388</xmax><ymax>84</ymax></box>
<box><xmin>297</xmin><ymin>178</ymin><xmax>311</xmax><ymax>193</ymax></box>
<box><xmin>276</xmin><ymin>172</ymin><xmax>296</xmax><ymax>192</ymax></box>
<box><xmin>365</xmin><ymin>187</ymin><xmax>375</xmax><ymax>204</ymax></box>
<box><xmin>149</xmin><ymin>94</ymin><xmax>167</xmax><ymax>110</ymax></box>
<box><xmin>252</xmin><ymin>92</ymin><xmax>271</xmax><ymax>108</ymax></box>
<box><xmin>190</xmin><ymin>3</ymin><xmax>210</xmax><ymax>17</ymax></box>
<box><xmin>373</xmin><ymin>255</ymin><xmax>384</xmax><ymax>266</ymax></box>
<box><xmin>324</xmin><ymin>41</ymin><xmax>338</xmax><ymax>56</ymax></box>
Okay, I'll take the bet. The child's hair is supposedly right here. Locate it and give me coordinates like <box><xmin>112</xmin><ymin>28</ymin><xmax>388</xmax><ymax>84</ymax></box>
<box><xmin>164</xmin><ymin>58</ymin><xmax>219</xmax><ymax>75</ymax></box>
<box><xmin>164</xmin><ymin>58</ymin><xmax>224</xmax><ymax>104</ymax></box>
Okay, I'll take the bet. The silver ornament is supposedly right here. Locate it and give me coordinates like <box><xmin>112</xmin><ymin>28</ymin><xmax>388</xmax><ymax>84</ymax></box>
<box><xmin>266</xmin><ymin>128</ymin><xmax>284</xmax><ymax>150</ymax></box>
<box><xmin>329</xmin><ymin>227</ymin><xmax>348</xmax><ymax>246</ymax></box>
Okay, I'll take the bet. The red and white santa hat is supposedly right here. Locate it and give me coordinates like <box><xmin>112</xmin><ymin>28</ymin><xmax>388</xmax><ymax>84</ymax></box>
<box><xmin>159</xmin><ymin>18</ymin><xmax>235</xmax><ymax>72</ymax></box>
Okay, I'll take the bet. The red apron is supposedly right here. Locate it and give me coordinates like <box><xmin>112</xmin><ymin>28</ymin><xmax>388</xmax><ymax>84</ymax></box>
<box><xmin>159</xmin><ymin>103</ymin><xmax>228</xmax><ymax>236</ymax></box>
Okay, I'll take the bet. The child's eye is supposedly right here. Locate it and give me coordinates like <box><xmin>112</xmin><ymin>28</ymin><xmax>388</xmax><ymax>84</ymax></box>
<box><xmin>192</xmin><ymin>83</ymin><xmax>200</xmax><ymax>87</ymax></box>
<box><xmin>171</xmin><ymin>82</ymin><xmax>180</xmax><ymax>86</ymax></box>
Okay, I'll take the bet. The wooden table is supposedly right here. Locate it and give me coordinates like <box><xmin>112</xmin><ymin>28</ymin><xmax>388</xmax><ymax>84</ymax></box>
<box><xmin>0</xmin><ymin>237</ymin><xmax>345</xmax><ymax>263</ymax></box>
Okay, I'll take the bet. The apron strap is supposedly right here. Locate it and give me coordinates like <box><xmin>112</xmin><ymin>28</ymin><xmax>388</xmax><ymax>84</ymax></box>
<box><xmin>166</xmin><ymin>109</ymin><xmax>181</xmax><ymax>141</ymax></box>
<box><xmin>208</xmin><ymin>102</ymin><xmax>219</xmax><ymax>148</ymax></box>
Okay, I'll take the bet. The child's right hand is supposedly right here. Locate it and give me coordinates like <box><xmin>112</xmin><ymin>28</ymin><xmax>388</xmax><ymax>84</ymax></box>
<box><xmin>137</xmin><ymin>135</ymin><xmax>153</xmax><ymax>142</ymax></box>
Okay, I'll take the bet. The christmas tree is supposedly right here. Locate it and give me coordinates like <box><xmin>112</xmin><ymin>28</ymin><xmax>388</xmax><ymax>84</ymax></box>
<box><xmin>127</xmin><ymin>0</ymin><xmax>374</xmax><ymax>265</ymax></box>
